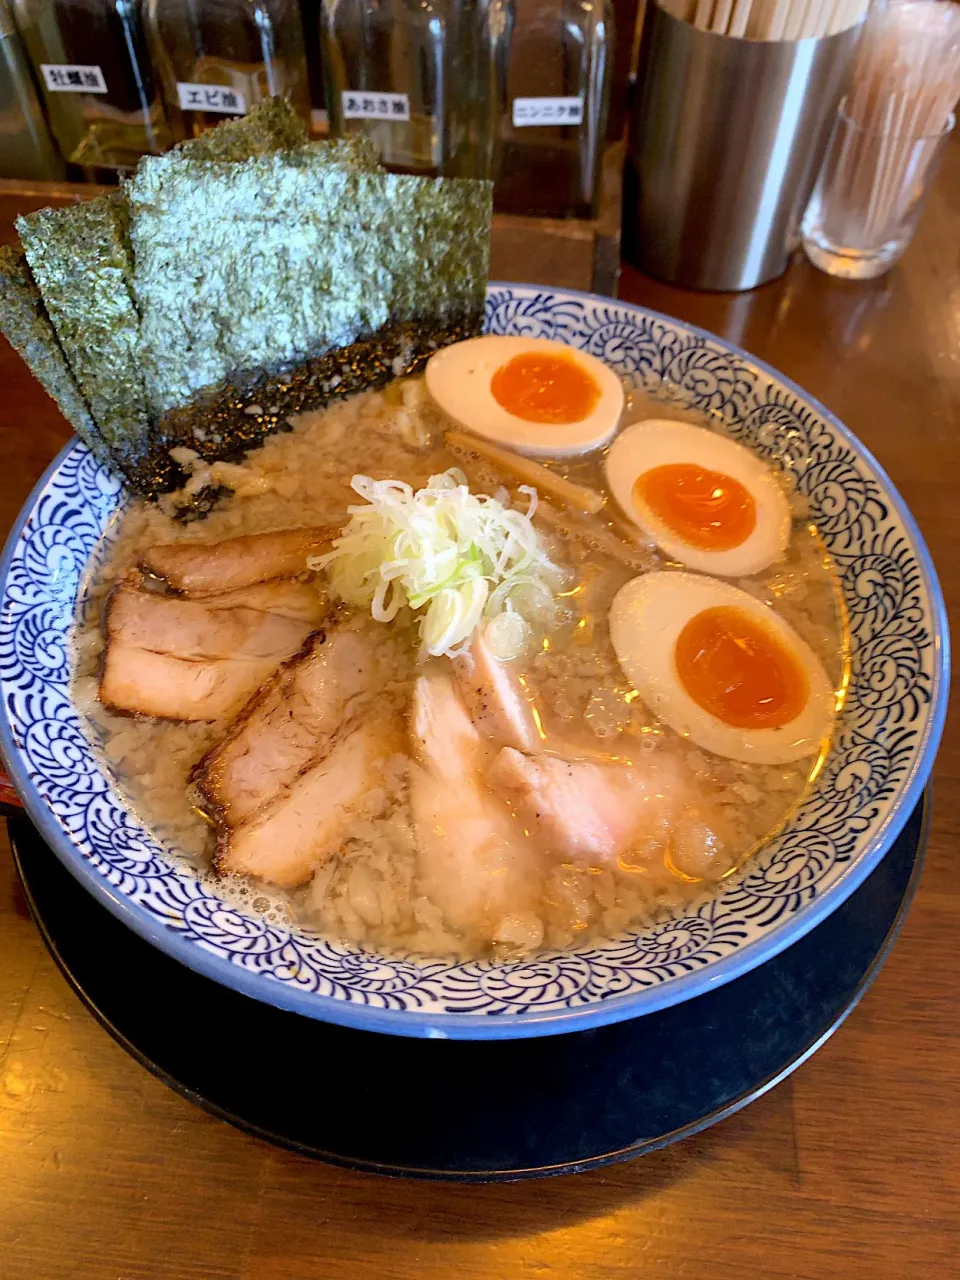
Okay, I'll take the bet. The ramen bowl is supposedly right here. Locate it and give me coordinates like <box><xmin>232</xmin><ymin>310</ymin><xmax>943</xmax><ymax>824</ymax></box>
<box><xmin>0</xmin><ymin>285</ymin><xmax>948</xmax><ymax>1039</ymax></box>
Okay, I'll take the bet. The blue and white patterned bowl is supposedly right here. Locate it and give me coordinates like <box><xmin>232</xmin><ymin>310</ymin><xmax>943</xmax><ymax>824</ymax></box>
<box><xmin>0</xmin><ymin>285</ymin><xmax>948</xmax><ymax>1039</ymax></box>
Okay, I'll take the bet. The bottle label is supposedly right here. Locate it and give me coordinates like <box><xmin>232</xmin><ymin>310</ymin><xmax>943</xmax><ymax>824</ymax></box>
<box><xmin>342</xmin><ymin>91</ymin><xmax>410</xmax><ymax>122</ymax></box>
<box><xmin>177</xmin><ymin>83</ymin><xmax>247</xmax><ymax>115</ymax></box>
<box><xmin>512</xmin><ymin>96</ymin><xmax>584</xmax><ymax>128</ymax></box>
<box><xmin>40</xmin><ymin>65</ymin><xmax>107</xmax><ymax>94</ymax></box>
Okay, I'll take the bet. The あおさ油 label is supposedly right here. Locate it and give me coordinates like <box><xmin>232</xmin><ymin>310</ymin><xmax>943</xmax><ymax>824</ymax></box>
<box><xmin>341</xmin><ymin>91</ymin><xmax>410</xmax><ymax>122</ymax></box>
<box><xmin>177</xmin><ymin>83</ymin><xmax>247</xmax><ymax>115</ymax></box>
<box><xmin>40</xmin><ymin>65</ymin><xmax>107</xmax><ymax>93</ymax></box>
<box><xmin>512</xmin><ymin>96</ymin><xmax>584</xmax><ymax>127</ymax></box>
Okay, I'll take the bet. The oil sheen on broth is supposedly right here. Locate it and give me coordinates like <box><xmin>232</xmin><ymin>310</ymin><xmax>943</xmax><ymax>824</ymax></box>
<box><xmin>72</xmin><ymin>370</ymin><xmax>846</xmax><ymax>961</ymax></box>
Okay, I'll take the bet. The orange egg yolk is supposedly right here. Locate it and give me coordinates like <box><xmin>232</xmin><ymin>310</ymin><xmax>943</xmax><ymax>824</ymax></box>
<box><xmin>633</xmin><ymin>463</ymin><xmax>756</xmax><ymax>550</ymax></box>
<box><xmin>490</xmin><ymin>352</ymin><xmax>600</xmax><ymax>424</ymax></box>
<box><xmin>675</xmin><ymin>606</ymin><xmax>809</xmax><ymax>730</ymax></box>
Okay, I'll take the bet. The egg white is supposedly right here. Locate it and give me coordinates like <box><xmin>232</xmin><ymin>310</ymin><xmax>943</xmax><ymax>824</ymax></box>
<box><xmin>605</xmin><ymin>419</ymin><xmax>791</xmax><ymax>576</ymax></box>
<box><xmin>609</xmin><ymin>572</ymin><xmax>837</xmax><ymax>765</ymax></box>
<box><xmin>425</xmin><ymin>335</ymin><xmax>624</xmax><ymax>458</ymax></box>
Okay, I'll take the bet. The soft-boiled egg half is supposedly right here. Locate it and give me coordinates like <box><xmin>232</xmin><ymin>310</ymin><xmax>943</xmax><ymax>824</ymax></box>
<box><xmin>606</xmin><ymin>419</ymin><xmax>791</xmax><ymax>576</ymax></box>
<box><xmin>610</xmin><ymin>572</ymin><xmax>836</xmax><ymax>765</ymax></box>
<box><xmin>425</xmin><ymin>335</ymin><xmax>624</xmax><ymax>457</ymax></box>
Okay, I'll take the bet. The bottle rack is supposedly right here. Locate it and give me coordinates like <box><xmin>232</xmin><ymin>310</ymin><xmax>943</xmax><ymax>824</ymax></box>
<box><xmin>0</xmin><ymin>141</ymin><xmax>624</xmax><ymax>298</ymax></box>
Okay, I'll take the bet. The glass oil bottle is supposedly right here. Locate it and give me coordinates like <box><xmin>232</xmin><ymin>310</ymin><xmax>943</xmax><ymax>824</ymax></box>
<box><xmin>145</xmin><ymin>0</ymin><xmax>310</xmax><ymax>143</ymax></box>
<box><xmin>319</xmin><ymin>0</ymin><xmax>511</xmax><ymax>179</ymax></box>
<box><xmin>496</xmin><ymin>0</ymin><xmax>613</xmax><ymax>218</ymax></box>
<box><xmin>11</xmin><ymin>0</ymin><xmax>170</xmax><ymax>172</ymax></box>
<box><xmin>0</xmin><ymin>0</ymin><xmax>65</xmax><ymax>179</ymax></box>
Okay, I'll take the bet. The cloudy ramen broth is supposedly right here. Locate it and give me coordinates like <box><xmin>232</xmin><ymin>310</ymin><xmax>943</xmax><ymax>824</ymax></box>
<box><xmin>72</xmin><ymin>376</ymin><xmax>846</xmax><ymax>960</ymax></box>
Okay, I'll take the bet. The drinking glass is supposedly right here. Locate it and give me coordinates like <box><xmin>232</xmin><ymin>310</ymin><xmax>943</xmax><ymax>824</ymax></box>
<box><xmin>802</xmin><ymin>99</ymin><xmax>955</xmax><ymax>280</ymax></box>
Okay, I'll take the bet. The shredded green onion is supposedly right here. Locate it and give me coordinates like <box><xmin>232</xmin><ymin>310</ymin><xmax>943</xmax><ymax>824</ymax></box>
<box><xmin>312</xmin><ymin>469</ymin><xmax>566</xmax><ymax>657</ymax></box>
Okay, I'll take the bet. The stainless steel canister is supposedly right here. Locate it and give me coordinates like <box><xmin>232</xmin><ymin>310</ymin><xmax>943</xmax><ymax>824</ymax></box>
<box><xmin>624</xmin><ymin>5</ymin><xmax>861</xmax><ymax>291</ymax></box>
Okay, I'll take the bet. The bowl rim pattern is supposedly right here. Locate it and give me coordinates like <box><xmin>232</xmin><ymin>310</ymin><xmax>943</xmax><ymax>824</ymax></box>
<box><xmin>0</xmin><ymin>283</ymin><xmax>949</xmax><ymax>1040</ymax></box>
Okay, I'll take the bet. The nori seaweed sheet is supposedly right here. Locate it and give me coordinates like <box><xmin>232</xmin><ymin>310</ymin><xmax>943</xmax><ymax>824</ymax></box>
<box><xmin>16</xmin><ymin>193</ymin><xmax>149</xmax><ymax>477</ymax></box>
<box><xmin>126</xmin><ymin>313</ymin><xmax>484</xmax><ymax>498</ymax></box>
<box><xmin>166</xmin><ymin>98</ymin><xmax>377</xmax><ymax>168</ymax></box>
<box><xmin>6</xmin><ymin>100</ymin><xmax>490</xmax><ymax>513</ymax></box>
<box><xmin>127</xmin><ymin>150</ymin><xmax>492</xmax><ymax>418</ymax></box>
<box><xmin>0</xmin><ymin>244</ymin><xmax>106</xmax><ymax>462</ymax></box>
<box><xmin>10</xmin><ymin>99</ymin><xmax>360</xmax><ymax>481</ymax></box>
<box><xmin>171</xmin><ymin>97</ymin><xmax>309</xmax><ymax>161</ymax></box>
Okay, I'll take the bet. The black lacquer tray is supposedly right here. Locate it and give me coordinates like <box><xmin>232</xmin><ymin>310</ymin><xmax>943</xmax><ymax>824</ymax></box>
<box><xmin>8</xmin><ymin>795</ymin><xmax>927</xmax><ymax>1181</ymax></box>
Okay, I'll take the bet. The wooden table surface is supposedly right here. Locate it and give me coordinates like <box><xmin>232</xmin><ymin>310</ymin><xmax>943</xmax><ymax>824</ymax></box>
<box><xmin>0</xmin><ymin>136</ymin><xmax>957</xmax><ymax>1278</ymax></box>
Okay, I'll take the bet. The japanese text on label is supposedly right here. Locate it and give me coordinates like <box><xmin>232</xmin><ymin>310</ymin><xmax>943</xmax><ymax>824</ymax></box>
<box><xmin>177</xmin><ymin>83</ymin><xmax>247</xmax><ymax>115</ymax></box>
<box><xmin>512</xmin><ymin>96</ymin><xmax>584</xmax><ymax>128</ymax></box>
<box><xmin>40</xmin><ymin>65</ymin><xmax>107</xmax><ymax>94</ymax></box>
<box><xmin>342</xmin><ymin>91</ymin><xmax>410</xmax><ymax>122</ymax></box>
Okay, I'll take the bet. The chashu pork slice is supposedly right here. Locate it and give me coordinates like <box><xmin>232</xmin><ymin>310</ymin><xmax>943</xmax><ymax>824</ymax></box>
<box><xmin>410</xmin><ymin>670</ymin><xmax>544</xmax><ymax>949</ymax></box>
<box><xmin>101</xmin><ymin>648</ymin><xmax>285</xmax><ymax>723</ymax></box>
<box><xmin>105</xmin><ymin>580</ymin><xmax>327</xmax><ymax>659</ymax></box>
<box><xmin>100</xmin><ymin>580</ymin><xmax>328</xmax><ymax>722</ymax></box>
<box><xmin>216</xmin><ymin>719</ymin><xmax>402</xmax><ymax>888</ymax></box>
<box><xmin>139</xmin><ymin>525</ymin><xmax>338</xmax><ymax>594</ymax></box>
<box><xmin>196</xmin><ymin>625</ymin><xmax>385</xmax><ymax>828</ymax></box>
<box><xmin>184</xmin><ymin>580</ymin><xmax>331</xmax><ymax>620</ymax></box>
<box><xmin>453</xmin><ymin>632</ymin><xmax>543</xmax><ymax>753</ymax></box>
<box><xmin>487</xmin><ymin>747</ymin><xmax>689</xmax><ymax>864</ymax></box>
